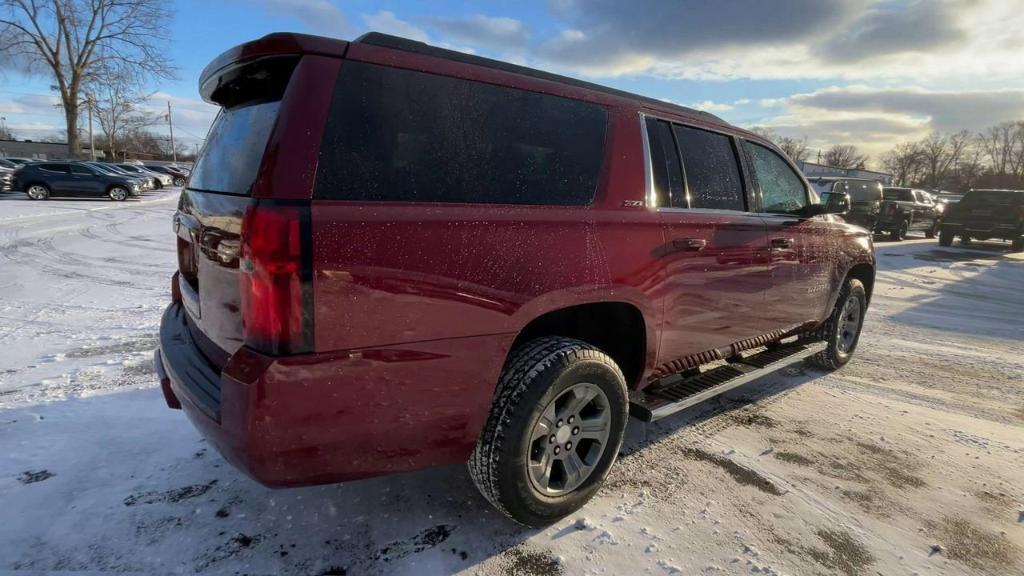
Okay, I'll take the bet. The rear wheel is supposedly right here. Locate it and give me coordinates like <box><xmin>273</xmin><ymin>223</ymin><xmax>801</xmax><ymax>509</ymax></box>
<box><xmin>108</xmin><ymin>186</ymin><xmax>129</xmax><ymax>201</ymax></box>
<box><xmin>173</xmin><ymin>177</ymin><xmax>185</xmax><ymax>187</ymax></box>
<box><xmin>961</xmin><ymin>234</ymin><xmax>972</xmax><ymax>245</ymax></box>
<box><xmin>810</xmin><ymin>278</ymin><xmax>867</xmax><ymax>371</ymax></box>
<box><xmin>26</xmin><ymin>184</ymin><xmax>50</xmax><ymax>200</ymax></box>
<box><xmin>469</xmin><ymin>336</ymin><xmax>627</xmax><ymax>527</ymax></box>
<box><xmin>925</xmin><ymin>221</ymin><xmax>939</xmax><ymax>239</ymax></box>
<box><xmin>1012</xmin><ymin>237</ymin><xmax>1023</xmax><ymax>252</ymax></box>
<box><xmin>938</xmin><ymin>228</ymin><xmax>954</xmax><ymax>247</ymax></box>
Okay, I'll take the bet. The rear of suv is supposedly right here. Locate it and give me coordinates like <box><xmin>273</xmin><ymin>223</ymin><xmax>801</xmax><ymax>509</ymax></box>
<box><xmin>157</xmin><ymin>32</ymin><xmax>875</xmax><ymax>526</ymax></box>
<box><xmin>939</xmin><ymin>189</ymin><xmax>1024</xmax><ymax>250</ymax></box>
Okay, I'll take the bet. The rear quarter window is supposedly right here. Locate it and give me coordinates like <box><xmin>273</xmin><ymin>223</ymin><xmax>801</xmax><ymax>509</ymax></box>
<box><xmin>314</xmin><ymin>62</ymin><xmax>608</xmax><ymax>205</ymax></box>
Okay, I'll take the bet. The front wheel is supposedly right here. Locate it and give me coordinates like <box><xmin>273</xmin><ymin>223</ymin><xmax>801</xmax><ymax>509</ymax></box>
<box><xmin>108</xmin><ymin>186</ymin><xmax>129</xmax><ymax>201</ymax></box>
<box><xmin>939</xmin><ymin>228</ymin><xmax>954</xmax><ymax>246</ymax></box>
<box><xmin>173</xmin><ymin>177</ymin><xmax>185</xmax><ymax>187</ymax></box>
<box><xmin>925</xmin><ymin>221</ymin><xmax>939</xmax><ymax>239</ymax></box>
<box><xmin>810</xmin><ymin>278</ymin><xmax>867</xmax><ymax>371</ymax></box>
<box><xmin>890</xmin><ymin>220</ymin><xmax>908</xmax><ymax>241</ymax></box>
<box><xmin>26</xmin><ymin>184</ymin><xmax>50</xmax><ymax>200</ymax></box>
<box><xmin>469</xmin><ymin>337</ymin><xmax>628</xmax><ymax>527</ymax></box>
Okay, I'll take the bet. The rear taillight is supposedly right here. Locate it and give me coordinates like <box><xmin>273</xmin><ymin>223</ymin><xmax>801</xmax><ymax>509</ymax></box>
<box><xmin>239</xmin><ymin>202</ymin><xmax>312</xmax><ymax>355</ymax></box>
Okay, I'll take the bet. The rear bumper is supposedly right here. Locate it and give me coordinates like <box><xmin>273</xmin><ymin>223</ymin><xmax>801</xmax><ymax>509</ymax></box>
<box><xmin>156</xmin><ymin>302</ymin><xmax>509</xmax><ymax>487</ymax></box>
<box><xmin>941</xmin><ymin>222</ymin><xmax>1022</xmax><ymax>240</ymax></box>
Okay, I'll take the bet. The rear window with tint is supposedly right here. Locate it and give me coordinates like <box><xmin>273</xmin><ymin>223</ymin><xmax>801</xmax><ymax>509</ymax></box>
<box><xmin>884</xmin><ymin>188</ymin><xmax>914</xmax><ymax>202</ymax></box>
<box><xmin>188</xmin><ymin>102</ymin><xmax>280</xmax><ymax>195</ymax></box>
<box><xmin>848</xmin><ymin>181</ymin><xmax>882</xmax><ymax>202</ymax></box>
<box><xmin>314</xmin><ymin>62</ymin><xmax>608</xmax><ymax>205</ymax></box>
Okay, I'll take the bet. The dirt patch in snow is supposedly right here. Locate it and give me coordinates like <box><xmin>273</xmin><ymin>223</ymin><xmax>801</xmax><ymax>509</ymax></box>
<box><xmin>18</xmin><ymin>469</ymin><xmax>55</xmax><ymax>484</ymax></box>
<box><xmin>773</xmin><ymin>451</ymin><xmax>813</xmax><ymax>466</ymax></box>
<box><xmin>373</xmin><ymin>524</ymin><xmax>456</xmax><ymax>563</ymax></box>
<box><xmin>806</xmin><ymin>529</ymin><xmax>875</xmax><ymax>576</ymax></box>
<box><xmin>123</xmin><ymin>480</ymin><xmax>217</xmax><ymax>506</ymax></box>
<box><xmin>928</xmin><ymin>516</ymin><xmax>1020</xmax><ymax>573</ymax></box>
<box><xmin>682</xmin><ymin>448</ymin><xmax>784</xmax><ymax>496</ymax></box>
<box><xmin>498</xmin><ymin>546</ymin><xmax>563</xmax><ymax>576</ymax></box>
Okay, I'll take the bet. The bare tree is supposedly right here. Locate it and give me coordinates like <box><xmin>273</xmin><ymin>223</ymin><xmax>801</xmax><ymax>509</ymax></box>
<box><xmin>977</xmin><ymin>122</ymin><xmax>1018</xmax><ymax>176</ymax></box>
<box><xmin>85</xmin><ymin>66</ymin><xmax>156</xmax><ymax>159</ymax></box>
<box><xmin>0</xmin><ymin>1</ymin><xmax>174</xmax><ymax>158</ymax></box>
<box><xmin>881</xmin><ymin>142</ymin><xmax>924</xmax><ymax>186</ymax></box>
<box><xmin>747</xmin><ymin>126</ymin><xmax>810</xmax><ymax>162</ymax></box>
<box><xmin>918</xmin><ymin>131</ymin><xmax>970</xmax><ymax>189</ymax></box>
<box><xmin>822</xmin><ymin>144</ymin><xmax>868</xmax><ymax>169</ymax></box>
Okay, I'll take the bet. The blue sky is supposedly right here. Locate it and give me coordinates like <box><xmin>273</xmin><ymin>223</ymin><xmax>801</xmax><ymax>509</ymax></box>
<box><xmin>3</xmin><ymin>0</ymin><xmax>1024</xmax><ymax>166</ymax></box>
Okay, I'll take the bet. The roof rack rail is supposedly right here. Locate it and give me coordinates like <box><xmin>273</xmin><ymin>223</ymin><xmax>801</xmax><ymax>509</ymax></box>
<box><xmin>354</xmin><ymin>32</ymin><xmax>723</xmax><ymax>124</ymax></box>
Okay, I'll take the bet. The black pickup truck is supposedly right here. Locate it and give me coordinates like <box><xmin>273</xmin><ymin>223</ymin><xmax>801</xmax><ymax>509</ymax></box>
<box><xmin>939</xmin><ymin>189</ymin><xmax>1023</xmax><ymax>251</ymax></box>
<box><xmin>811</xmin><ymin>177</ymin><xmax>884</xmax><ymax>232</ymax></box>
<box><xmin>877</xmin><ymin>187</ymin><xmax>942</xmax><ymax>241</ymax></box>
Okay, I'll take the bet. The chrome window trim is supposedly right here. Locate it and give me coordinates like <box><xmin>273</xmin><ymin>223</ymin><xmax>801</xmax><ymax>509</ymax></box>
<box><xmin>639</xmin><ymin>112</ymin><xmax>656</xmax><ymax>208</ymax></box>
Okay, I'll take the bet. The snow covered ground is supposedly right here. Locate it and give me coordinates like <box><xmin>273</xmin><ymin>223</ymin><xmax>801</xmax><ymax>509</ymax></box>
<box><xmin>1</xmin><ymin>190</ymin><xmax>1022</xmax><ymax>575</ymax></box>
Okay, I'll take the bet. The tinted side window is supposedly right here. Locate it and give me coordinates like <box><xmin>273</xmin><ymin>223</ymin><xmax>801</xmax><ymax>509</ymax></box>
<box><xmin>747</xmin><ymin>143</ymin><xmax>808</xmax><ymax>213</ymax></box>
<box><xmin>645</xmin><ymin>118</ymin><xmax>684</xmax><ymax>207</ymax></box>
<box><xmin>672</xmin><ymin>125</ymin><xmax>745</xmax><ymax>211</ymax></box>
<box><xmin>40</xmin><ymin>163</ymin><xmax>68</xmax><ymax>173</ymax></box>
<box><xmin>71</xmin><ymin>165</ymin><xmax>94</xmax><ymax>175</ymax></box>
<box><xmin>316</xmin><ymin>62</ymin><xmax>608</xmax><ymax>205</ymax></box>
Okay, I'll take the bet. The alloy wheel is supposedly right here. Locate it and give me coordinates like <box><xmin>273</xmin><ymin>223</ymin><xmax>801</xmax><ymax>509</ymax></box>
<box><xmin>526</xmin><ymin>382</ymin><xmax>611</xmax><ymax>496</ymax></box>
<box><xmin>27</xmin><ymin>185</ymin><xmax>48</xmax><ymax>200</ymax></box>
<box><xmin>836</xmin><ymin>295</ymin><xmax>862</xmax><ymax>353</ymax></box>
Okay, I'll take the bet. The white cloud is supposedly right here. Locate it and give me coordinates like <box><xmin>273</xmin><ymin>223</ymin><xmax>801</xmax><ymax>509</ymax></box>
<box><xmin>749</xmin><ymin>85</ymin><xmax>1024</xmax><ymax>163</ymax></box>
<box><xmin>688</xmin><ymin>100</ymin><xmax>734</xmax><ymax>112</ymax></box>
<box><xmin>249</xmin><ymin>0</ymin><xmax>346</xmax><ymax>36</ymax></box>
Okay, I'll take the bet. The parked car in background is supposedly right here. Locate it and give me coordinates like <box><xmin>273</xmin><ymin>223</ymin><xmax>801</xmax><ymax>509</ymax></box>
<box><xmin>12</xmin><ymin>162</ymin><xmax>140</xmax><ymax>201</ymax></box>
<box><xmin>116</xmin><ymin>164</ymin><xmax>173</xmax><ymax>188</ymax></box>
<box><xmin>0</xmin><ymin>158</ymin><xmax>18</xmax><ymax>169</ymax></box>
<box><xmin>79</xmin><ymin>162</ymin><xmax>151</xmax><ymax>191</ymax></box>
<box><xmin>144</xmin><ymin>164</ymin><xmax>187</xmax><ymax>186</ymax></box>
<box><xmin>939</xmin><ymin>189</ymin><xmax>1024</xmax><ymax>251</ymax></box>
<box><xmin>2</xmin><ymin>157</ymin><xmax>40</xmax><ymax>166</ymax></box>
<box><xmin>811</xmin><ymin>177</ymin><xmax>884</xmax><ymax>232</ymax></box>
<box><xmin>156</xmin><ymin>31</ymin><xmax>876</xmax><ymax>527</ymax></box>
<box><xmin>0</xmin><ymin>165</ymin><xmax>12</xmax><ymax>192</ymax></box>
<box><xmin>876</xmin><ymin>187</ymin><xmax>941</xmax><ymax>240</ymax></box>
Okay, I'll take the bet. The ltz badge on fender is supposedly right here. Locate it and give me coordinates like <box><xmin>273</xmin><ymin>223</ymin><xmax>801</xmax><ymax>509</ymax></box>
<box><xmin>622</xmin><ymin>200</ymin><xmax>643</xmax><ymax>208</ymax></box>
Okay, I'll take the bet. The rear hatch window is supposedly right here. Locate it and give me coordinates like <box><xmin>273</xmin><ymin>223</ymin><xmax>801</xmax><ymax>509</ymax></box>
<box><xmin>189</xmin><ymin>55</ymin><xmax>298</xmax><ymax>195</ymax></box>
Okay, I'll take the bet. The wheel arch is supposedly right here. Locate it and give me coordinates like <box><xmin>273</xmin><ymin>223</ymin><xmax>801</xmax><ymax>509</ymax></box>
<box><xmin>846</xmin><ymin>262</ymin><xmax>875</xmax><ymax>305</ymax></box>
<box><xmin>508</xmin><ymin>300</ymin><xmax>652</xmax><ymax>390</ymax></box>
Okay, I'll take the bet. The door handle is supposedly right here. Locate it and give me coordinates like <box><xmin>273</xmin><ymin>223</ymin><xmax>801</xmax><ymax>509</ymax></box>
<box><xmin>770</xmin><ymin>238</ymin><xmax>794</xmax><ymax>249</ymax></box>
<box><xmin>672</xmin><ymin>238</ymin><xmax>706</xmax><ymax>251</ymax></box>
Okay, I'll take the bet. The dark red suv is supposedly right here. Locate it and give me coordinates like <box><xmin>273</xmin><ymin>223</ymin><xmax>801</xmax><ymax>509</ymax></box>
<box><xmin>156</xmin><ymin>32</ymin><xmax>875</xmax><ymax>526</ymax></box>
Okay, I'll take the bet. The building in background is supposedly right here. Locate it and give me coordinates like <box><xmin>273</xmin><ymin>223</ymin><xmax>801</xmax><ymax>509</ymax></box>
<box><xmin>0</xmin><ymin>139</ymin><xmax>71</xmax><ymax>160</ymax></box>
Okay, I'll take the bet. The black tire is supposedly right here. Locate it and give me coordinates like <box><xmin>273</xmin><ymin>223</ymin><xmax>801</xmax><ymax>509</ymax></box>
<box><xmin>26</xmin><ymin>183</ymin><xmax>50</xmax><ymax>200</ymax></box>
<box><xmin>810</xmin><ymin>278</ymin><xmax>867</xmax><ymax>371</ymax></box>
<box><xmin>1012</xmin><ymin>237</ymin><xmax>1023</xmax><ymax>252</ymax></box>
<box><xmin>938</xmin><ymin>228</ymin><xmax>954</xmax><ymax>247</ymax></box>
<box><xmin>108</xmin><ymin>186</ymin><xmax>129</xmax><ymax>201</ymax></box>
<box><xmin>925</xmin><ymin>221</ymin><xmax>938</xmax><ymax>239</ymax></box>
<box><xmin>890</xmin><ymin>219</ymin><xmax>908</xmax><ymax>241</ymax></box>
<box><xmin>173</xmin><ymin>177</ymin><xmax>185</xmax><ymax>187</ymax></box>
<box><xmin>469</xmin><ymin>336</ymin><xmax>628</xmax><ymax>527</ymax></box>
<box><xmin>961</xmin><ymin>234</ymin><xmax>972</xmax><ymax>245</ymax></box>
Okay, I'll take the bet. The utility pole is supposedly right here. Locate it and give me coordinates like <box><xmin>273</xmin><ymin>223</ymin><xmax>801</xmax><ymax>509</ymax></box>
<box><xmin>86</xmin><ymin>94</ymin><xmax>96</xmax><ymax>161</ymax></box>
<box><xmin>167</xmin><ymin>100</ymin><xmax>176</xmax><ymax>164</ymax></box>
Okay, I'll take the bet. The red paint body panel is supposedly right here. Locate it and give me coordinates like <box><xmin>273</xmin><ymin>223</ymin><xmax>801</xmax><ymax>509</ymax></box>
<box><xmin>159</xmin><ymin>32</ymin><xmax>876</xmax><ymax>488</ymax></box>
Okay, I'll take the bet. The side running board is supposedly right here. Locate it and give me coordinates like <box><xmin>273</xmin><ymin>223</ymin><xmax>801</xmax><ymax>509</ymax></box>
<box><xmin>629</xmin><ymin>341</ymin><xmax>826</xmax><ymax>422</ymax></box>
